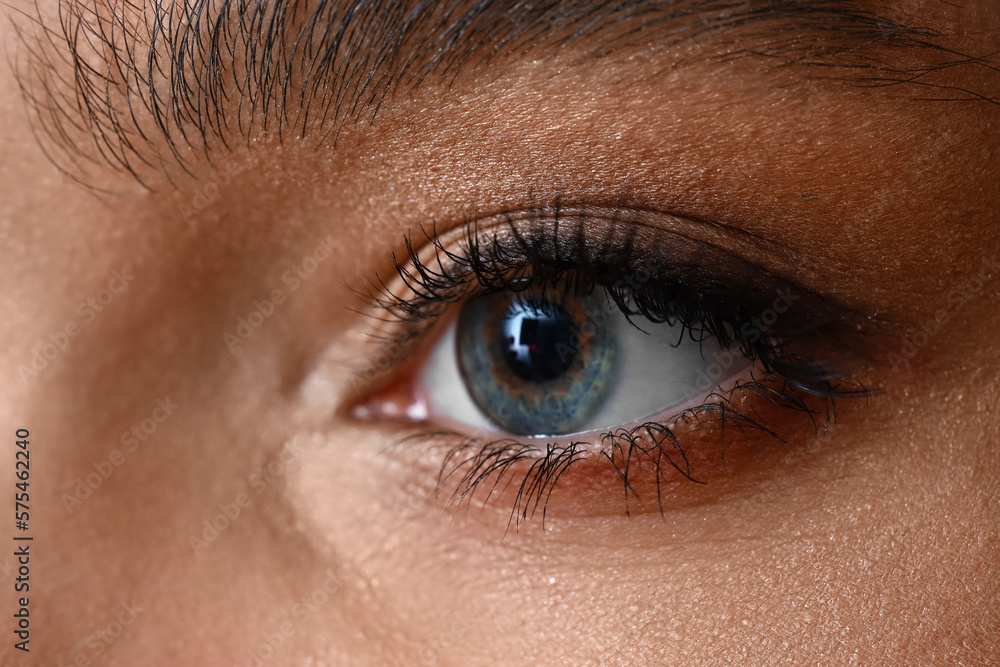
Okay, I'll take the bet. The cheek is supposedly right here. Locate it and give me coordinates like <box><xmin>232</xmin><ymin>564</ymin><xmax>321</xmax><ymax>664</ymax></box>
<box><xmin>19</xmin><ymin>205</ymin><xmax>373</xmax><ymax>661</ymax></box>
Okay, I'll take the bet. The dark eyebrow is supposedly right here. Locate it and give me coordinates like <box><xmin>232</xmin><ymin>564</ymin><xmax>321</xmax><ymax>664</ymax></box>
<box><xmin>11</xmin><ymin>0</ymin><xmax>991</xmax><ymax>187</ymax></box>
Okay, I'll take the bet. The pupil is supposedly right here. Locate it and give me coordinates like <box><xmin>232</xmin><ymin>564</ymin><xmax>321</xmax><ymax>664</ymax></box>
<box><xmin>500</xmin><ymin>299</ymin><xmax>576</xmax><ymax>382</ymax></box>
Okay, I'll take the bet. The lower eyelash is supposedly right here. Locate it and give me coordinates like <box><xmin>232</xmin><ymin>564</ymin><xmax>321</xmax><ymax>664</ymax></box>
<box><xmin>401</xmin><ymin>374</ymin><xmax>840</xmax><ymax>532</ymax></box>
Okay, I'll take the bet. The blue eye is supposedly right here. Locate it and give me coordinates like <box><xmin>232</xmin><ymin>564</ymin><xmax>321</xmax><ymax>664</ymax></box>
<box><xmin>456</xmin><ymin>290</ymin><xmax>618</xmax><ymax>435</ymax></box>
<box><xmin>417</xmin><ymin>287</ymin><xmax>747</xmax><ymax>437</ymax></box>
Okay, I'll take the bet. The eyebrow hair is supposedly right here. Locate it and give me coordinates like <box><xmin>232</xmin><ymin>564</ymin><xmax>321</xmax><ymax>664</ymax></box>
<box><xmin>12</xmin><ymin>0</ymin><xmax>987</xmax><ymax>187</ymax></box>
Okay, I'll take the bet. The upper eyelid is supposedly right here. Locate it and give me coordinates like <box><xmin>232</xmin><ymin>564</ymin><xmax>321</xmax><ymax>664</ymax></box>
<box><xmin>365</xmin><ymin>203</ymin><xmax>894</xmax><ymax>334</ymax></box>
<box><xmin>353</xmin><ymin>208</ymin><xmax>878</xmax><ymax>396</ymax></box>
<box><xmin>365</xmin><ymin>205</ymin><xmax>864</xmax><ymax>320</ymax></box>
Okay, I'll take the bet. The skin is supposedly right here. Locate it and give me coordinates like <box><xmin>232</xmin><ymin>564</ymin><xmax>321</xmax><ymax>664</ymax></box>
<box><xmin>1</xmin><ymin>0</ymin><xmax>997</xmax><ymax>665</ymax></box>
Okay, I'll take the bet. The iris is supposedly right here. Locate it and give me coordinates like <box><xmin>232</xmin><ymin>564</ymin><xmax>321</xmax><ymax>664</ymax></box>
<box><xmin>456</xmin><ymin>289</ymin><xmax>617</xmax><ymax>435</ymax></box>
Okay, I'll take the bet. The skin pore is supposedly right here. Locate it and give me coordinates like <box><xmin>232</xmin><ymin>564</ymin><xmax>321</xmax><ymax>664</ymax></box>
<box><xmin>1</xmin><ymin>0</ymin><xmax>998</xmax><ymax>665</ymax></box>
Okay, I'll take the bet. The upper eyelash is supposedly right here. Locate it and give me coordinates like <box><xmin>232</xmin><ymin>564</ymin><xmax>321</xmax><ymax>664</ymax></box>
<box><xmin>365</xmin><ymin>209</ymin><xmax>870</xmax><ymax>398</ymax></box>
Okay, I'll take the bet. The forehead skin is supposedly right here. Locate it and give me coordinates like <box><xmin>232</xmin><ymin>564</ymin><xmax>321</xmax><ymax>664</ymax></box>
<box><xmin>1</xmin><ymin>1</ymin><xmax>998</xmax><ymax>666</ymax></box>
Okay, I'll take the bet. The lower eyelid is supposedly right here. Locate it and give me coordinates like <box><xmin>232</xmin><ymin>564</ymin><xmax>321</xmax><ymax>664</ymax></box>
<box><xmin>348</xmin><ymin>307</ymin><xmax>856</xmax><ymax>521</ymax></box>
<box><xmin>391</xmin><ymin>375</ymin><xmax>837</xmax><ymax>523</ymax></box>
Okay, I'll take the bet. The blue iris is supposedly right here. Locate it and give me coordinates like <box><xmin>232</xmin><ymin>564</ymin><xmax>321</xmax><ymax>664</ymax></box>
<box><xmin>456</xmin><ymin>289</ymin><xmax>617</xmax><ymax>435</ymax></box>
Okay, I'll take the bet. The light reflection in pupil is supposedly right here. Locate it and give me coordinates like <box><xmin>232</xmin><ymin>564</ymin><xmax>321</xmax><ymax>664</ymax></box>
<box><xmin>501</xmin><ymin>300</ymin><xmax>576</xmax><ymax>382</ymax></box>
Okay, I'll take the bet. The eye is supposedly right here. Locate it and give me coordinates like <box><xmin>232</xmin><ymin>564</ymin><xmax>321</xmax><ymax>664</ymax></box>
<box><xmin>352</xmin><ymin>212</ymin><xmax>871</xmax><ymax>522</ymax></box>
<box><xmin>418</xmin><ymin>286</ymin><xmax>747</xmax><ymax>437</ymax></box>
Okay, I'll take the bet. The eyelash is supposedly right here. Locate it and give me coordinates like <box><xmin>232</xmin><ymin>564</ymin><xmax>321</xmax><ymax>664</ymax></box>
<box><xmin>361</xmin><ymin>206</ymin><xmax>870</xmax><ymax>529</ymax></box>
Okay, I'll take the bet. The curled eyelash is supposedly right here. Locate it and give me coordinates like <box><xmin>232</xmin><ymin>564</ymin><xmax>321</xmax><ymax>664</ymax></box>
<box><xmin>364</xmin><ymin>209</ymin><xmax>871</xmax><ymax>526</ymax></box>
<box><xmin>366</xmin><ymin>209</ymin><xmax>869</xmax><ymax>397</ymax></box>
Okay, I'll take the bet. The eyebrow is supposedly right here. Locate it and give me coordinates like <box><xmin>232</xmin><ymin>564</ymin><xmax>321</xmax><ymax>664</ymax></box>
<box><xmin>13</xmin><ymin>0</ymin><xmax>979</xmax><ymax>186</ymax></box>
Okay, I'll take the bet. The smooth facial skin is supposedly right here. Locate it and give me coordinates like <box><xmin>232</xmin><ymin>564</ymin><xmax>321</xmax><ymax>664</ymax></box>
<box><xmin>1</xmin><ymin>0</ymin><xmax>998</xmax><ymax>665</ymax></box>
